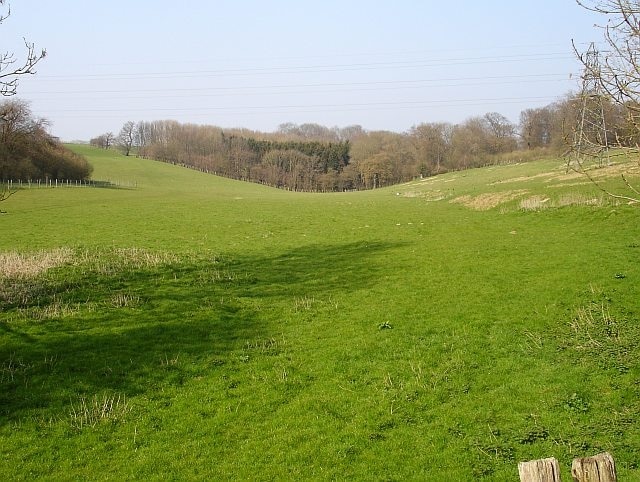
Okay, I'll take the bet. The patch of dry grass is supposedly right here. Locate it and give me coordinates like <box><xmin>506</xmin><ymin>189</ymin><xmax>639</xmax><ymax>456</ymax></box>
<box><xmin>0</xmin><ymin>248</ymin><xmax>73</xmax><ymax>279</ymax></box>
<box><xmin>14</xmin><ymin>300</ymin><xmax>93</xmax><ymax>322</ymax></box>
<box><xmin>400</xmin><ymin>190</ymin><xmax>447</xmax><ymax>201</ymax></box>
<box><xmin>75</xmin><ymin>247</ymin><xmax>179</xmax><ymax>275</ymax></box>
<box><xmin>492</xmin><ymin>159</ymin><xmax>639</xmax><ymax>188</ymax></box>
<box><xmin>518</xmin><ymin>193</ymin><xmax>611</xmax><ymax>211</ymax></box>
<box><xmin>0</xmin><ymin>247</ymin><xmax>179</xmax><ymax>280</ymax></box>
<box><xmin>490</xmin><ymin>172</ymin><xmax>555</xmax><ymax>185</ymax></box>
<box><xmin>519</xmin><ymin>195</ymin><xmax>551</xmax><ymax>211</ymax></box>
<box><xmin>544</xmin><ymin>161</ymin><xmax>640</xmax><ymax>191</ymax></box>
<box><xmin>517</xmin><ymin>193</ymin><xmax>613</xmax><ymax>211</ymax></box>
<box><xmin>555</xmin><ymin>193</ymin><xmax>607</xmax><ymax>207</ymax></box>
<box><xmin>0</xmin><ymin>247</ymin><xmax>178</xmax><ymax>309</ymax></box>
<box><xmin>451</xmin><ymin>190</ymin><xmax>528</xmax><ymax>211</ymax></box>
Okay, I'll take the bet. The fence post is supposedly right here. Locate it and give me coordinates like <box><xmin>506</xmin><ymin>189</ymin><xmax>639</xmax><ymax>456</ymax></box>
<box><xmin>518</xmin><ymin>457</ymin><xmax>561</xmax><ymax>482</ymax></box>
<box><xmin>571</xmin><ymin>452</ymin><xmax>616</xmax><ymax>482</ymax></box>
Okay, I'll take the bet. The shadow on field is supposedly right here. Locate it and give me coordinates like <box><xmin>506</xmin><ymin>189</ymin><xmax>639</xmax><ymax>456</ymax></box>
<box><xmin>89</xmin><ymin>180</ymin><xmax>138</xmax><ymax>190</ymax></box>
<box><xmin>0</xmin><ymin>241</ymin><xmax>400</xmax><ymax>424</ymax></box>
<box><xmin>234</xmin><ymin>240</ymin><xmax>399</xmax><ymax>299</ymax></box>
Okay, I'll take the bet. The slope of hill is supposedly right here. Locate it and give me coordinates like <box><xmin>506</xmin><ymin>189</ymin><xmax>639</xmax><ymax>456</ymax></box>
<box><xmin>0</xmin><ymin>146</ymin><xmax>638</xmax><ymax>480</ymax></box>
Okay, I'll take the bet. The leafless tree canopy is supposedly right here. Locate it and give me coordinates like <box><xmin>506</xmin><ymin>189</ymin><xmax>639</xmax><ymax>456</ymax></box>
<box><xmin>0</xmin><ymin>0</ymin><xmax>47</xmax><ymax>97</ymax></box>
<box><xmin>573</xmin><ymin>0</ymin><xmax>640</xmax><ymax>203</ymax></box>
<box><xmin>117</xmin><ymin>121</ymin><xmax>136</xmax><ymax>156</ymax></box>
<box><xmin>575</xmin><ymin>1</ymin><xmax>640</xmax><ymax>127</ymax></box>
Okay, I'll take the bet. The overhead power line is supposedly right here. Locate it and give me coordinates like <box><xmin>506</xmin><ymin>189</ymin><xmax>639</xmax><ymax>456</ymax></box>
<box><xmin>34</xmin><ymin>95</ymin><xmax>559</xmax><ymax>119</ymax></box>
<box><xmin>84</xmin><ymin>42</ymin><xmax>584</xmax><ymax>68</ymax></box>
<box><xmin>37</xmin><ymin>52</ymin><xmax>574</xmax><ymax>82</ymax></box>
<box><xmin>23</xmin><ymin>73</ymin><xmax>572</xmax><ymax>97</ymax></box>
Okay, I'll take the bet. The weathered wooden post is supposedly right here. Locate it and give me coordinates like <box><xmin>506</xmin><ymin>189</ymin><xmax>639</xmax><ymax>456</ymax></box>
<box><xmin>518</xmin><ymin>457</ymin><xmax>561</xmax><ymax>482</ymax></box>
<box><xmin>571</xmin><ymin>452</ymin><xmax>616</xmax><ymax>482</ymax></box>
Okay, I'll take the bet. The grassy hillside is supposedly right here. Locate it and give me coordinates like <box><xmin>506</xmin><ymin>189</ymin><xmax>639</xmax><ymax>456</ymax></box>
<box><xmin>1</xmin><ymin>146</ymin><xmax>639</xmax><ymax>480</ymax></box>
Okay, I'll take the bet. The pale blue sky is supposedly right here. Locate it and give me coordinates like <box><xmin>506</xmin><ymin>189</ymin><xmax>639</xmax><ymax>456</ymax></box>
<box><xmin>3</xmin><ymin>1</ymin><xmax>604</xmax><ymax>140</ymax></box>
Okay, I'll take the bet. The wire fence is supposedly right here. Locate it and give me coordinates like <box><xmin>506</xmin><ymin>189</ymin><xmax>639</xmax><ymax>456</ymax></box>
<box><xmin>1</xmin><ymin>179</ymin><xmax>137</xmax><ymax>190</ymax></box>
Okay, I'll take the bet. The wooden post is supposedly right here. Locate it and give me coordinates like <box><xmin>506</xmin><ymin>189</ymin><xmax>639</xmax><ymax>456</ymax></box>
<box><xmin>519</xmin><ymin>457</ymin><xmax>561</xmax><ymax>482</ymax></box>
<box><xmin>571</xmin><ymin>452</ymin><xmax>616</xmax><ymax>482</ymax></box>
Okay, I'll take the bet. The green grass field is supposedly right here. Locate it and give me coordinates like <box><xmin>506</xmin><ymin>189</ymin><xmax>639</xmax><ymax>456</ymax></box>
<box><xmin>1</xmin><ymin>145</ymin><xmax>639</xmax><ymax>480</ymax></box>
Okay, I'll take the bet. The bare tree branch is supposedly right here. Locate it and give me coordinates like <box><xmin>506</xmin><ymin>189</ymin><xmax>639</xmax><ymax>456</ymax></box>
<box><xmin>0</xmin><ymin>187</ymin><xmax>17</xmax><ymax>212</ymax></box>
<box><xmin>0</xmin><ymin>0</ymin><xmax>47</xmax><ymax>97</ymax></box>
<box><xmin>571</xmin><ymin>0</ymin><xmax>640</xmax><ymax>204</ymax></box>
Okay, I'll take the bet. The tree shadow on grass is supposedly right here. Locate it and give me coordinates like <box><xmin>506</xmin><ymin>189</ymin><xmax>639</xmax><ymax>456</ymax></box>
<box><xmin>0</xmin><ymin>240</ymin><xmax>401</xmax><ymax>424</ymax></box>
<box><xmin>234</xmin><ymin>240</ymin><xmax>399</xmax><ymax>299</ymax></box>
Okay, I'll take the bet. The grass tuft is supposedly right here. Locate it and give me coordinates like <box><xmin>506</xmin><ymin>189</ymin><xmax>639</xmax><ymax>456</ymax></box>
<box><xmin>0</xmin><ymin>354</ymin><xmax>32</xmax><ymax>383</ymax></box>
<box><xmin>519</xmin><ymin>195</ymin><xmax>551</xmax><ymax>211</ymax></box>
<box><xmin>69</xmin><ymin>392</ymin><xmax>131</xmax><ymax>430</ymax></box>
<box><xmin>110</xmin><ymin>292</ymin><xmax>141</xmax><ymax>308</ymax></box>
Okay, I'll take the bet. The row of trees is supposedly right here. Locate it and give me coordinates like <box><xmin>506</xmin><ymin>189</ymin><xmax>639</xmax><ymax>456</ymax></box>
<box><xmin>91</xmin><ymin>91</ymin><xmax>628</xmax><ymax>191</ymax></box>
<box><xmin>1</xmin><ymin>99</ymin><xmax>92</xmax><ymax>181</ymax></box>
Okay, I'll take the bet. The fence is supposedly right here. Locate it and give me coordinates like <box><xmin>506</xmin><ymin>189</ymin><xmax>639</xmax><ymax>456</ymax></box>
<box><xmin>519</xmin><ymin>452</ymin><xmax>616</xmax><ymax>482</ymax></box>
<box><xmin>1</xmin><ymin>179</ymin><xmax>137</xmax><ymax>190</ymax></box>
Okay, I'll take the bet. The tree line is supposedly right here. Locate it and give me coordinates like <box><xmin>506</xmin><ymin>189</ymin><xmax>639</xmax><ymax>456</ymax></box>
<box><xmin>91</xmin><ymin>91</ymin><xmax>638</xmax><ymax>191</ymax></box>
<box><xmin>1</xmin><ymin>99</ymin><xmax>92</xmax><ymax>181</ymax></box>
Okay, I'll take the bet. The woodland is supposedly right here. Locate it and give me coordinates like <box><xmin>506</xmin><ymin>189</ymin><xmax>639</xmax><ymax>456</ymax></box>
<box><xmin>89</xmin><ymin>92</ymin><xmax>634</xmax><ymax>192</ymax></box>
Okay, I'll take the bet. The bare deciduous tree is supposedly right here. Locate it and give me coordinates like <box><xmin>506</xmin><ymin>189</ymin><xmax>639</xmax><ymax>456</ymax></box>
<box><xmin>576</xmin><ymin>1</ymin><xmax>640</xmax><ymax>113</ymax></box>
<box><xmin>89</xmin><ymin>132</ymin><xmax>115</xmax><ymax>149</ymax></box>
<box><xmin>0</xmin><ymin>0</ymin><xmax>46</xmax><ymax>97</ymax></box>
<box><xmin>408</xmin><ymin>122</ymin><xmax>452</xmax><ymax>176</ymax></box>
<box><xmin>574</xmin><ymin>0</ymin><xmax>640</xmax><ymax>203</ymax></box>
<box><xmin>0</xmin><ymin>1</ymin><xmax>45</xmax><ymax>209</ymax></box>
<box><xmin>104</xmin><ymin>132</ymin><xmax>115</xmax><ymax>149</ymax></box>
<box><xmin>117</xmin><ymin>121</ymin><xmax>136</xmax><ymax>156</ymax></box>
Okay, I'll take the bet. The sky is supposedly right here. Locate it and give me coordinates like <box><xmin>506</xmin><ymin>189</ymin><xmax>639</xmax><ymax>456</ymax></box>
<box><xmin>2</xmin><ymin>0</ymin><xmax>606</xmax><ymax>141</ymax></box>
